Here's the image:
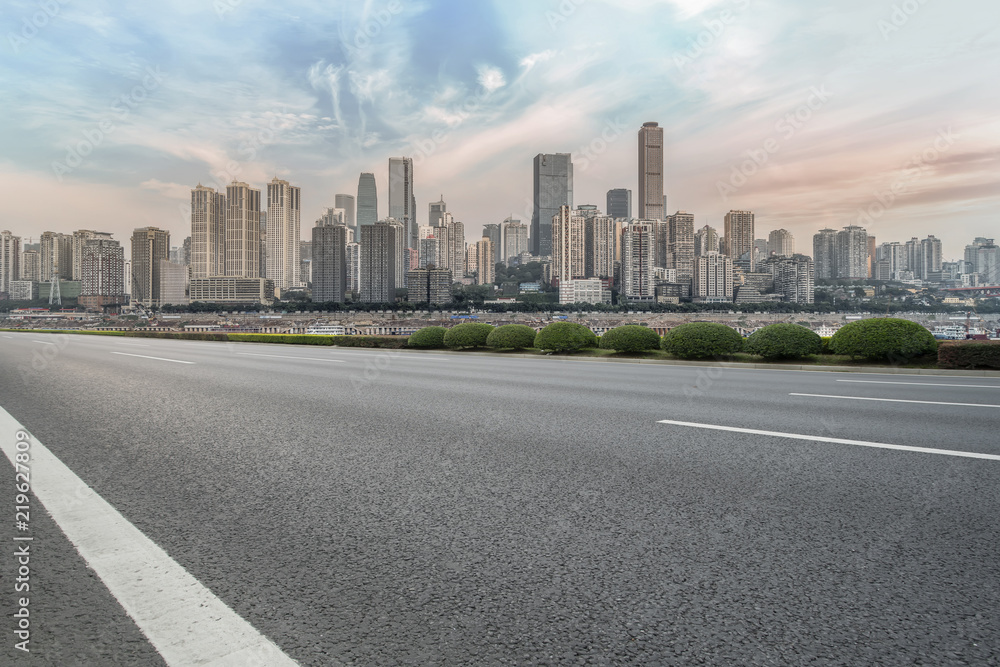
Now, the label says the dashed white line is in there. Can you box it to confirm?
[110,352,195,365]
[836,379,1000,389]
[656,419,1000,461]
[0,407,300,666]
[237,353,346,363]
[789,393,1000,408]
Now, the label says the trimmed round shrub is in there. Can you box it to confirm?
[744,323,822,360]
[598,325,661,353]
[660,322,743,359]
[443,322,495,349]
[486,324,538,350]
[408,326,447,349]
[534,321,598,352]
[829,318,937,361]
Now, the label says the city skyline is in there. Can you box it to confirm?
[1,1,997,259]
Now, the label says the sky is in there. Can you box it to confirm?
[1,0,998,259]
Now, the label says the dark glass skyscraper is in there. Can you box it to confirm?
[531,153,573,257]
[357,172,378,228]
[606,188,632,219]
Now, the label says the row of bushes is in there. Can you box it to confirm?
[407,319,944,363]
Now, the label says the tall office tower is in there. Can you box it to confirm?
[20,250,40,282]
[79,239,125,309]
[71,230,114,280]
[585,215,615,279]
[476,238,495,285]
[429,195,447,227]
[226,181,261,279]
[724,210,755,270]
[920,235,942,280]
[835,225,869,279]
[502,217,528,264]
[767,229,795,257]
[130,227,170,306]
[383,218,406,288]
[606,188,632,220]
[388,157,415,249]
[693,252,734,300]
[770,254,814,303]
[334,194,356,235]
[552,205,586,283]
[531,153,573,256]
[359,221,396,303]
[191,184,226,279]
[668,211,695,282]
[40,231,70,281]
[813,228,837,279]
[638,122,665,220]
[312,221,347,303]
[621,221,656,300]
[483,223,502,267]
[406,268,452,304]
[0,231,20,296]
[346,242,360,293]
[265,177,302,294]
[447,218,465,278]
[357,172,378,227]
[694,225,719,256]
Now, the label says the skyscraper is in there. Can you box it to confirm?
[266,177,302,294]
[40,231,71,282]
[130,227,170,307]
[723,210,755,270]
[312,221,347,303]
[225,181,261,279]
[531,153,573,257]
[191,184,226,279]
[360,221,396,303]
[79,238,125,309]
[483,223,502,268]
[334,194,356,236]
[429,196,447,227]
[694,225,719,256]
[72,230,114,280]
[552,205,586,283]
[19,250,40,282]
[813,228,837,280]
[693,252,734,300]
[668,211,695,282]
[346,242,360,294]
[387,218,407,288]
[357,172,378,227]
[388,157,415,249]
[447,218,465,278]
[638,122,665,220]
[584,215,615,279]
[767,229,795,257]
[0,231,20,296]
[835,225,869,279]
[476,238,494,285]
[919,235,942,280]
[621,221,656,301]
[502,217,528,264]
[606,188,632,220]
[769,254,814,304]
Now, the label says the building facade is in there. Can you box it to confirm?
[226,181,261,278]
[621,222,656,301]
[359,221,396,303]
[531,153,573,257]
[312,222,347,303]
[724,210,755,271]
[693,252,734,300]
[606,188,632,220]
[191,184,226,279]
[130,227,170,307]
[79,238,125,308]
[638,122,665,220]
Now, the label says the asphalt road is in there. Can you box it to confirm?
[1,331,999,666]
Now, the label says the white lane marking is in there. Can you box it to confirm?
[236,353,345,363]
[789,393,1000,408]
[110,352,195,365]
[656,419,1000,461]
[116,342,151,347]
[1,335,13,339]
[836,379,1000,389]
[0,407,301,666]
[33,340,56,345]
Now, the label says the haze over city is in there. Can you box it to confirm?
[2,0,997,256]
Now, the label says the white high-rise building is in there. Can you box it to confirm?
[694,225,719,256]
[767,229,795,258]
[72,230,114,281]
[191,184,226,279]
[724,210,755,270]
[0,230,21,296]
[693,252,734,300]
[668,211,695,282]
[835,225,869,280]
[476,238,494,285]
[266,177,302,294]
[346,242,360,294]
[226,181,261,279]
[552,205,586,283]
[638,122,665,220]
[621,221,656,301]
[585,215,615,279]
[502,217,529,264]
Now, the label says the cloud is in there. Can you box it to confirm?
[476,64,506,93]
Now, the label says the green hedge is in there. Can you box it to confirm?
[443,322,495,349]
[937,342,1000,369]
[598,325,661,352]
[408,326,448,349]
[829,318,937,362]
[820,336,834,354]
[661,322,743,359]
[744,323,822,360]
[486,324,538,350]
[534,322,598,352]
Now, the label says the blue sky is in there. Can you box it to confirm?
[1,0,998,258]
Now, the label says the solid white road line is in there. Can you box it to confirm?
[656,419,1000,461]
[836,379,1000,389]
[0,407,300,666]
[789,393,1000,408]
[236,353,345,363]
[33,340,56,345]
[110,352,195,365]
